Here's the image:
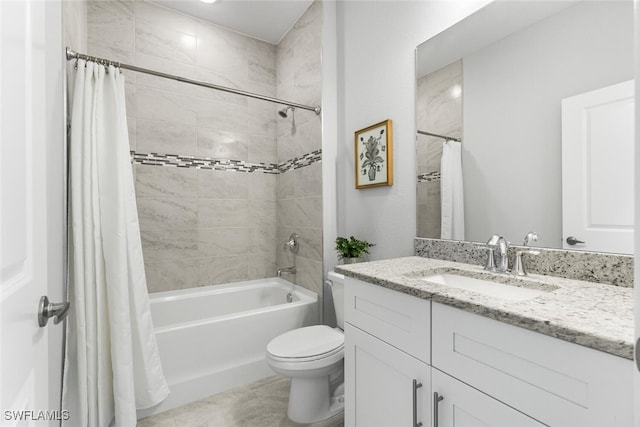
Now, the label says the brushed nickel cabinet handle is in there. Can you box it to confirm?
[433,392,444,427]
[413,379,423,427]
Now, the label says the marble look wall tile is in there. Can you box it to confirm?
[248,252,277,280]
[133,53,198,93]
[248,173,277,201]
[248,99,277,138]
[248,134,277,164]
[197,126,248,161]
[126,116,136,151]
[87,0,134,54]
[86,41,134,65]
[135,18,197,65]
[247,38,277,89]
[196,97,248,136]
[294,161,322,197]
[134,1,196,36]
[197,169,249,199]
[140,228,199,261]
[136,118,197,155]
[250,200,277,227]
[199,228,250,257]
[135,87,197,125]
[295,256,323,296]
[145,258,199,293]
[198,255,249,286]
[137,197,198,230]
[63,0,87,53]
[294,196,322,228]
[135,164,197,198]
[422,60,462,111]
[196,25,248,87]
[277,170,294,199]
[251,227,277,254]
[198,199,249,228]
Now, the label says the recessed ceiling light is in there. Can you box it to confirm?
[200,0,217,3]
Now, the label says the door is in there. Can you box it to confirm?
[1,0,54,424]
[432,369,545,427]
[561,80,634,253]
[344,323,430,427]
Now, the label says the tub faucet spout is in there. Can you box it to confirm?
[277,266,296,277]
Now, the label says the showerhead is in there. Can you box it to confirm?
[278,106,294,118]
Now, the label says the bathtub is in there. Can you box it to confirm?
[137,277,318,418]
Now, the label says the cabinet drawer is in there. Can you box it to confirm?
[432,303,632,427]
[344,277,431,364]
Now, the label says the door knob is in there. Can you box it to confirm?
[38,296,70,327]
[566,236,585,245]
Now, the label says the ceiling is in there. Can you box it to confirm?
[150,0,314,44]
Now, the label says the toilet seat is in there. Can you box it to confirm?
[267,325,344,365]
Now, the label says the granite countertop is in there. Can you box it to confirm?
[335,256,634,360]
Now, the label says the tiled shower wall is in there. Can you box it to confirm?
[86,0,322,293]
[276,2,323,296]
[416,60,462,238]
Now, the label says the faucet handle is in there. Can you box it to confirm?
[523,231,538,246]
[513,249,541,276]
[486,234,501,246]
[483,246,497,271]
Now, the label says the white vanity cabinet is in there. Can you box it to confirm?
[344,277,431,427]
[344,276,634,427]
[432,303,633,427]
[432,369,544,427]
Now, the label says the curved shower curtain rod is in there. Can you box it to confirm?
[65,47,322,115]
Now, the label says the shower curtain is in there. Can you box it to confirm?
[63,60,169,427]
[441,140,465,240]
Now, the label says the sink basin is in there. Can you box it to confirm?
[420,272,550,301]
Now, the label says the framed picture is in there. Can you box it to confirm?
[354,119,393,189]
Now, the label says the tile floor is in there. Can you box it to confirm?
[138,376,344,427]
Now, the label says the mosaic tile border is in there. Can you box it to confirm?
[278,149,322,173]
[417,171,441,182]
[131,149,322,174]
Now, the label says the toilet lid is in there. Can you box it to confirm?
[267,325,344,359]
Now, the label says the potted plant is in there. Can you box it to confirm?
[335,236,375,264]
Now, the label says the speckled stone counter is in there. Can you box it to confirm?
[335,256,633,360]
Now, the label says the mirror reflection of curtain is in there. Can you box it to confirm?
[441,140,465,240]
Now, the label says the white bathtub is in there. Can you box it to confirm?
[137,278,318,418]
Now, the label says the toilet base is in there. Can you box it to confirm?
[287,376,344,424]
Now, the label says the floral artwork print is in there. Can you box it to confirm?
[354,119,393,189]
[359,129,386,181]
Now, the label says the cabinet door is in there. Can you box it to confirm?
[432,369,544,427]
[345,323,430,427]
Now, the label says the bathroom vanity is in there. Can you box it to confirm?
[336,256,633,427]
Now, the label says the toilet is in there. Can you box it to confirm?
[266,271,345,424]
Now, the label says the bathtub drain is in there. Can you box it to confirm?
[286,292,293,303]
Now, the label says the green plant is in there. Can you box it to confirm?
[335,236,375,259]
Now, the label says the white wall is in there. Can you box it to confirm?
[335,0,489,260]
[463,1,633,247]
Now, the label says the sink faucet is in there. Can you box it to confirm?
[277,266,296,277]
[485,234,509,273]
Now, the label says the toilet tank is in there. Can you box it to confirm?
[327,271,345,329]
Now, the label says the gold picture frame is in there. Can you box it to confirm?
[354,119,393,189]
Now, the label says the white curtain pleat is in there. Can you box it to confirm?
[63,60,169,427]
[441,140,465,240]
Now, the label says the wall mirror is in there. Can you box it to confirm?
[415,0,634,254]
